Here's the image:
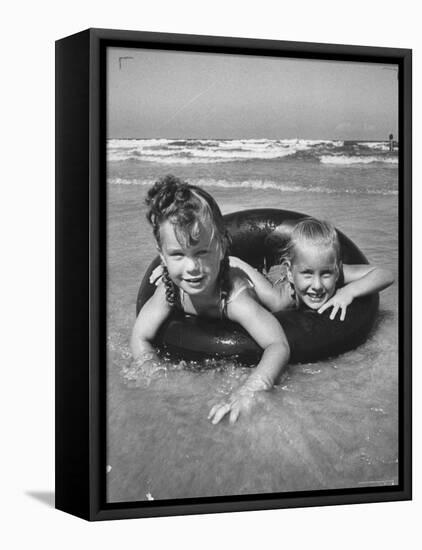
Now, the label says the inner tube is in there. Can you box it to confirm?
[136,209,379,364]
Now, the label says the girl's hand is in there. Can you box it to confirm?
[208,387,257,424]
[207,375,269,424]
[123,352,165,386]
[318,287,355,321]
[149,264,164,285]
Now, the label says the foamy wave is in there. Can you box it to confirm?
[320,155,398,165]
[107,138,348,164]
[358,141,397,152]
[108,138,170,148]
[136,155,238,164]
[107,138,398,165]
[108,177,397,196]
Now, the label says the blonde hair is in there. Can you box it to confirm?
[281,217,342,266]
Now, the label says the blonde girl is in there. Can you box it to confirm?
[229,218,394,320]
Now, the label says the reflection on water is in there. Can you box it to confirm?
[107,314,398,502]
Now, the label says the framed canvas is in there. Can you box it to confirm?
[55,28,412,521]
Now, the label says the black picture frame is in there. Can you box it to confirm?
[55,28,412,521]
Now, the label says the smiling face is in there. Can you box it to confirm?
[288,243,340,310]
[159,220,223,297]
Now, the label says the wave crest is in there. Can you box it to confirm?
[109,177,397,196]
[107,138,398,165]
[320,155,398,165]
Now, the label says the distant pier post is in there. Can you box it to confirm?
[389,133,394,152]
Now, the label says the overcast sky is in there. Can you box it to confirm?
[107,47,398,140]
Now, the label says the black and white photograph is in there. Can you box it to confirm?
[4,0,421,544]
[106,44,401,503]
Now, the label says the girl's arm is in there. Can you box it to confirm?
[342,264,395,291]
[130,283,172,360]
[208,290,290,424]
[229,256,285,312]
[318,264,395,320]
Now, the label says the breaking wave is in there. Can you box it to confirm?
[108,176,398,196]
[107,138,398,166]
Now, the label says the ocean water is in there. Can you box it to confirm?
[106,139,399,503]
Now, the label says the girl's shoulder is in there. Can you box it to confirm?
[226,267,255,305]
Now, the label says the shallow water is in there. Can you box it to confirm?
[106,153,398,503]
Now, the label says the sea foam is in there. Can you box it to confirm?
[320,155,398,165]
[108,177,397,196]
[107,138,397,165]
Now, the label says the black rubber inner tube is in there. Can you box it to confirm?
[136,208,379,364]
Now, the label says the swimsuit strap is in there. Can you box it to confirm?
[221,279,254,318]
[179,287,227,319]
[225,281,254,305]
[179,279,254,319]
[179,288,188,312]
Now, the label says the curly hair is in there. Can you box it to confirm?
[145,175,232,308]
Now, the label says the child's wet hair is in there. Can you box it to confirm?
[146,175,230,250]
[145,175,231,306]
[281,217,342,265]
